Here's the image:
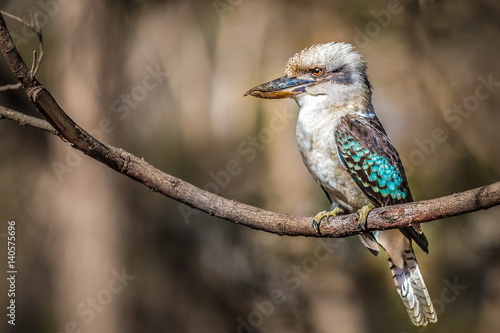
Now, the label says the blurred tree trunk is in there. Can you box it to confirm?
[37,2,126,332]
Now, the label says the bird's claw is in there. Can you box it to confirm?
[312,208,342,233]
[356,204,375,230]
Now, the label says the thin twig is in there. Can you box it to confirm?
[0,82,22,91]
[0,11,27,25]
[29,10,43,76]
[0,105,60,136]
[0,10,43,90]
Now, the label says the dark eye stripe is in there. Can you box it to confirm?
[331,64,346,73]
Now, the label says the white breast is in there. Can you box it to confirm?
[295,95,371,212]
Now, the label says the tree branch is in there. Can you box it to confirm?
[1,12,499,238]
[0,10,44,91]
[0,105,60,136]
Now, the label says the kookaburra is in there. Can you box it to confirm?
[245,42,437,326]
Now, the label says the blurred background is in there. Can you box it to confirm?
[1,0,500,332]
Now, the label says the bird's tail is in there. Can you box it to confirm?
[388,249,438,326]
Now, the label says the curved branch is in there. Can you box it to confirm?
[1,12,499,239]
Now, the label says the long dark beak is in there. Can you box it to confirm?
[244,75,313,99]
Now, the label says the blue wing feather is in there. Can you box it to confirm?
[335,113,429,252]
[335,114,412,206]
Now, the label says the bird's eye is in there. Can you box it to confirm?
[312,67,324,77]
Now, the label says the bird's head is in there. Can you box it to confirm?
[245,42,372,110]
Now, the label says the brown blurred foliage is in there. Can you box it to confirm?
[1,0,500,332]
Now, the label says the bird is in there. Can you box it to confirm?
[244,42,437,326]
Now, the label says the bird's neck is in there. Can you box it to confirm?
[295,84,374,119]
[295,85,375,149]
[295,94,348,145]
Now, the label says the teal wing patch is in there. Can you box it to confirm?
[335,113,429,253]
[335,114,412,206]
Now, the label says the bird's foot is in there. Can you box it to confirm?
[312,207,342,233]
[356,204,375,230]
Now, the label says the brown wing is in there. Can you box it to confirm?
[335,113,429,253]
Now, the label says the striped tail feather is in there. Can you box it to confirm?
[389,251,438,326]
